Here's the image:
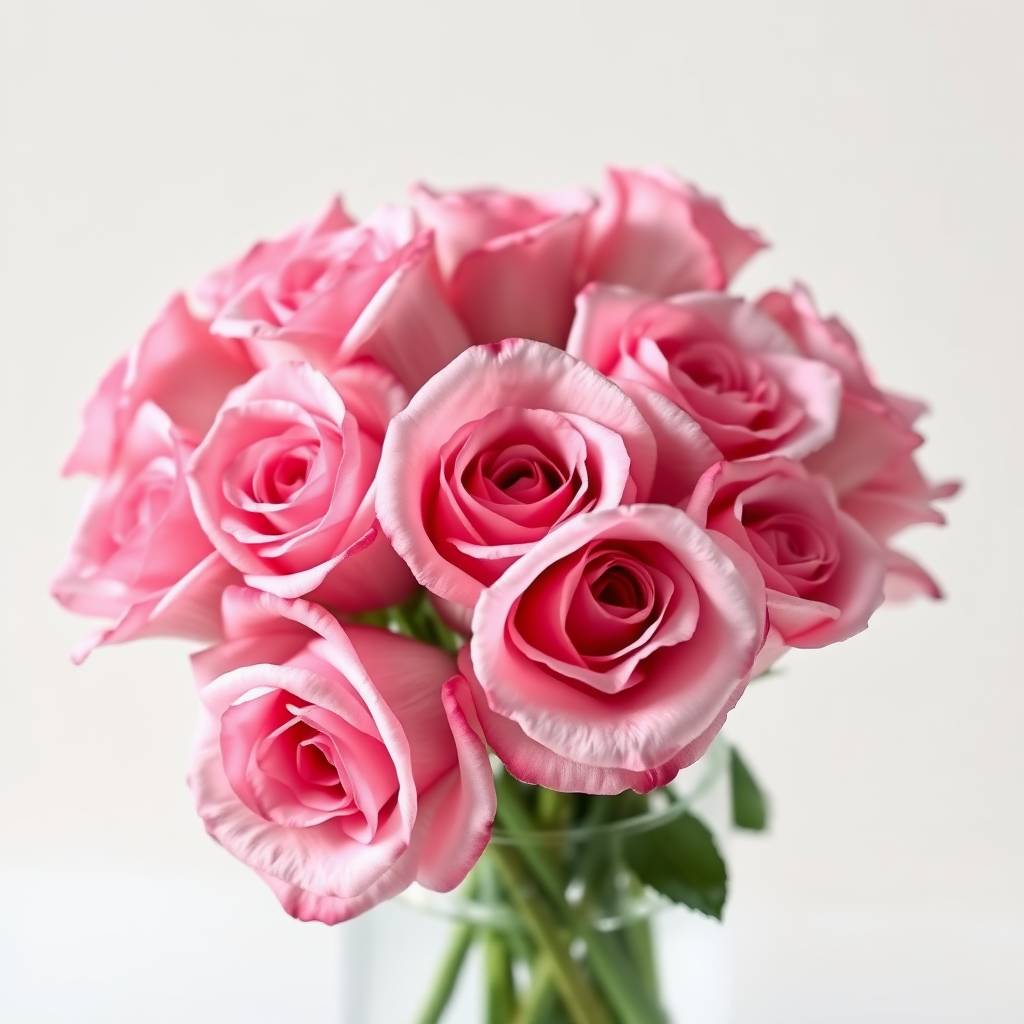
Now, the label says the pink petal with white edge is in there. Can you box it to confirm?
[415,676,497,892]
[460,650,740,796]
[340,626,460,795]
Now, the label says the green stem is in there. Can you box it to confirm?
[484,927,517,1024]
[488,845,613,1024]
[622,875,659,1001]
[512,954,558,1024]
[494,774,667,1024]
[414,920,476,1024]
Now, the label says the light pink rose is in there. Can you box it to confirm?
[189,587,495,924]
[63,294,255,477]
[687,458,886,665]
[375,339,720,621]
[410,182,594,347]
[463,504,766,794]
[567,285,842,461]
[201,199,471,393]
[583,166,766,296]
[52,402,239,662]
[758,285,958,598]
[187,360,415,612]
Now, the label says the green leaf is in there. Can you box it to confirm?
[622,811,727,919]
[730,747,769,831]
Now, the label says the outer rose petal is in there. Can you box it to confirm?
[63,294,255,476]
[448,212,588,346]
[70,552,240,664]
[336,236,471,393]
[584,166,766,295]
[376,339,658,609]
[882,547,944,601]
[414,676,497,892]
[566,282,647,374]
[411,183,594,347]
[458,650,737,796]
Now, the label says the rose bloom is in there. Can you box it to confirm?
[63,294,254,477]
[376,339,719,627]
[567,285,842,461]
[189,587,495,923]
[52,402,238,662]
[758,285,959,597]
[199,199,470,393]
[687,457,886,668]
[188,360,414,611]
[412,166,763,349]
[463,504,766,794]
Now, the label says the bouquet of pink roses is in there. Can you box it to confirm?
[54,167,955,1023]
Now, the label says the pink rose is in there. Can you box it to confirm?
[758,285,959,598]
[187,360,415,612]
[189,587,495,923]
[463,504,766,794]
[567,285,842,461]
[410,182,594,347]
[51,402,239,662]
[687,458,886,664]
[201,199,470,393]
[583,166,766,296]
[63,294,255,477]
[376,339,720,622]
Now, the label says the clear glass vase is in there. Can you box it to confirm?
[339,739,734,1024]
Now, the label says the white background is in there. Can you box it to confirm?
[1,2,1022,1021]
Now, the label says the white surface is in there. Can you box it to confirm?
[1,1,1022,1021]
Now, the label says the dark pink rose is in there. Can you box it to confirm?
[758,285,959,598]
[687,458,886,665]
[410,182,594,347]
[201,199,471,393]
[63,294,255,477]
[52,402,239,662]
[583,166,766,295]
[376,339,719,619]
[463,504,766,794]
[567,285,842,461]
[189,588,495,924]
[187,360,414,612]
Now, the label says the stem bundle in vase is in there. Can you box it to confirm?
[53,166,956,1021]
